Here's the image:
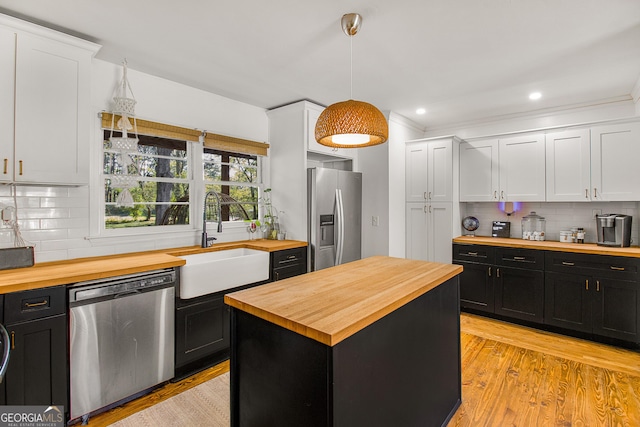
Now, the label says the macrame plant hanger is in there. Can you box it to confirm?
[109,59,139,207]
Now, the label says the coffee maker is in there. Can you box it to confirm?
[596,214,632,247]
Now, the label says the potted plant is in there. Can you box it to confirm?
[261,188,279,240]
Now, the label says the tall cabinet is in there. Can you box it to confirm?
[0,15,100,185]
[405,137,457,264]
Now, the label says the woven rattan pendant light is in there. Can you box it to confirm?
[315,13,388,148]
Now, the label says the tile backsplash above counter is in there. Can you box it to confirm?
[461,201,640,245]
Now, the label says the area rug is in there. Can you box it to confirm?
[109,373,230,427]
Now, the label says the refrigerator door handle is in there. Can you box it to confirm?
[335,189,345,266]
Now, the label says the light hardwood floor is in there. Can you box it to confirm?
[86,313,640,426]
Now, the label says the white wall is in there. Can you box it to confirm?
[0,59,268,263]
[358,112,423,258]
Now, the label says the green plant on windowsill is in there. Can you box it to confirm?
[260,188,280,240]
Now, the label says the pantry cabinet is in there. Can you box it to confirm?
[406,202,452,264]
[0,15,99,185]
[460,134,545,202]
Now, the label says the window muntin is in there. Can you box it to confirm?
[103,131,190,229]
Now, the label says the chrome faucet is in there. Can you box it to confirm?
[202,191,222,248]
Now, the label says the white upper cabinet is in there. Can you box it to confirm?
[498,134,546,201]
[459,139,499,201]
[0,16,99,185]
[306,105,355,159]
[405,138,453,203]
[460,134,545,202]
[545,129,591,201]
[591,122,640,201]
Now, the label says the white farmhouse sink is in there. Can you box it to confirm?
[178,248,270,299]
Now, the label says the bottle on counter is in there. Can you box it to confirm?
[576,227,585,244]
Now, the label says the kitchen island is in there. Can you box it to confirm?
[224,256,463,427]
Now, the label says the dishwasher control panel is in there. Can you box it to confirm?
[68,269,176,303]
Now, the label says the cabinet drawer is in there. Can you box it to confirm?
[495,247,544,270]
[545,252,639,280]
[452,244,495,264]
[4,286,66,324]
[272,247,307,267]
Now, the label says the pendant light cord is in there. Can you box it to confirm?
[349,35,353,99]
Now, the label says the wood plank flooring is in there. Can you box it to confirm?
[85,313,640,426]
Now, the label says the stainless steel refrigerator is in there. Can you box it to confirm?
[308,168,362,271]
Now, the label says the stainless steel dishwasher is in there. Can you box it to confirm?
[68,268,176,422]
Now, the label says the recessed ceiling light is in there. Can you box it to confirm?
[416,108,426,115]
[529,92,542,100]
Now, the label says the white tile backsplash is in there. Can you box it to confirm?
[460,201,640,244]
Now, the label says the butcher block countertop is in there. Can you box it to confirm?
[454,236,640,258]
[224,256,463,347]
[0,239,307,294]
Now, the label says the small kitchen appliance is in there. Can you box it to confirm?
[596,214,632,247]
[492,221,510,238]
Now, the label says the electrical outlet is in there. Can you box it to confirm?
[372,215,379,227]
[592,209,602,218]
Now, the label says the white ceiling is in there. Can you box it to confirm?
[1,0,639,130]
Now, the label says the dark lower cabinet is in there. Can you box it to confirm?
[2,286,68,420]
[545,251,640,343]
[270,247,307,281]
[453,244,494,313]
[494,266,544,322]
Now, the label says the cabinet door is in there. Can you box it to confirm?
[427,140,452,202]
[592,277,640,342]
[428,202,452,264]
[494,266,544,323]
[14,33,91,184]
[456,261,494,313]
[499,134,546,201]
[5,315,68,409]
[544,272,591,333]
[405,142,427,202]
[545,129,591,201]
[306,106,353,159]
[590,122,640,201]
[459,139,499,201]
[175,295,229,368]
[405,202,427,261]
[0,28,15,183]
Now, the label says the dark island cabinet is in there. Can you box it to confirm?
[545,252,640,342]
[1,286,68,418]
[270,247,307,281]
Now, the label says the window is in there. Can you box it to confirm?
[203,148,260,223]
[103,131,191,229]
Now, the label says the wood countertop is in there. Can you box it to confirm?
[224,256,463,347]
[453,236,640,258]
[0,239,307,294]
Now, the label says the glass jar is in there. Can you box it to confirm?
[559,230,573,243]
[522,211,546,241]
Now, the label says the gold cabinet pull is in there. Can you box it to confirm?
[488,266,492,277]
[19,160,23,175]
[25,300,48,308]
[496,268,500,278]
[562,261,575,266]
[596,280,600,292]
[610,266,625,271]
[2,158,7,174]
[10,331,14,350]
[513,256,525,260]
[467,252,478,256]
[586,279,589,290]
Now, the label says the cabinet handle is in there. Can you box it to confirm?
[586,279,589,290]
[423,192,427,200]
[467,252,478,256]
[513,256,525,260]
[493,191,498,200]
[585,189,589,199]
[275,271,280,281]
[423,205,427,213]
[428,191,432,200]
[10,331,14,350]
[496,268,500,278]
[610,266,625,271]
[488,266,492,277]
[596,280,600,292]
[25,300,48,308]
[19,160,23,175]
[2,158,6,174]
[428,205,432,213]
[500,191,505,200]
[593,188,598,199]
[561,261,575,266]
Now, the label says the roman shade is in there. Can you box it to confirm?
[101,113,269,156]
